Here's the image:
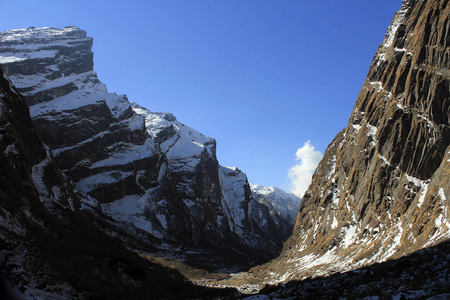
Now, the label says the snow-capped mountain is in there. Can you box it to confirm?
[0,26,295,268]
[249,183,300,245]
[132,102,296,251]
[250,183,300,224]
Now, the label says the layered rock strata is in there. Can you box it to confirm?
[0,65,233,299]
[0,26,296,267]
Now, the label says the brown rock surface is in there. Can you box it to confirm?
[251,0,449,284]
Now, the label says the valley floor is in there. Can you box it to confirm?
[171,239,450,298]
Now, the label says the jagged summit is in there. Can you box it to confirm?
[132,102,216,159]
[250,183,300,206]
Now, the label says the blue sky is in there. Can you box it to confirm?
[1,1,401,194]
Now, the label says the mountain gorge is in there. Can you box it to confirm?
[229,0,449,293]
[0,0,449,298]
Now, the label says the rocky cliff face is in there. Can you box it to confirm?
[250,0,449,285]
[0,65,234,299]
[0,26,295,268]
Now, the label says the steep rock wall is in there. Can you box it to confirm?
[0,65,233,300]
[255,0,449,284]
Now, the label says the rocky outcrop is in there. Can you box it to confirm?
[131,103,288,259]
[249,0,449,285]
[0,26,295,268]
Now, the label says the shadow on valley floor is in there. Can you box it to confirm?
[253,239,450,299]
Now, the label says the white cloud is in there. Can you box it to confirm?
[288,140,323,198]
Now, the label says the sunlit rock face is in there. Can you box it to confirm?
[0,26,296,267]
[254,0,450,284]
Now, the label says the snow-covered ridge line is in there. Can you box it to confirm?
[90,138,156,169]
[373,3,409,66]
[10,71,101,94]
[0,26,88,44]
[250,183,301,207]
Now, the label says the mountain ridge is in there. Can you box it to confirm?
[0,25,298,270]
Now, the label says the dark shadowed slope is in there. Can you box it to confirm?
[0,65,236,299]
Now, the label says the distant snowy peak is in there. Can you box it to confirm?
[250,183,300,225]
[250,183,301,206]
